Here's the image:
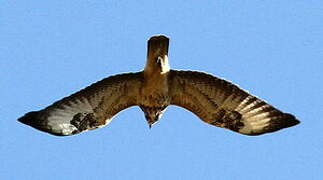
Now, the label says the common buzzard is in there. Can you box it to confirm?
[18,35,300,136]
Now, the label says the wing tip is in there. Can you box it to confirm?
[238,113,300,136]
[263,113,300,135]
[18,111,74,137]
[279,113,300,128]
[270,113,300,129]
[255,113,300,136]
[18,111,40,127]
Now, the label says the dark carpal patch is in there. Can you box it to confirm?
[70,112,98,131]
[212,109,244,131]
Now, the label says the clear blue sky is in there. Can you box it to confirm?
[1,1,322,179]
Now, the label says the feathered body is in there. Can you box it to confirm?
[18,35,299,136]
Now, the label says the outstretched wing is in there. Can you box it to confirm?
[18,72,143,136]
[169,70,299,135]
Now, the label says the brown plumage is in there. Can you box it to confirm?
[18,35,300,136]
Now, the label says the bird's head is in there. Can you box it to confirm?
[140,105,166,128]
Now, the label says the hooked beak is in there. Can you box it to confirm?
[146,116,158,129]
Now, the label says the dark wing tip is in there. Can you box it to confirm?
[264,113,300,134]
[18,111,40,126]
[18,111,71,136]
[19,111,52,134]
[18,111,47,131]
[282,113,300,127]
[240,113,300,136]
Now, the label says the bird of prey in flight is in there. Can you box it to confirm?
[18,35,299,136]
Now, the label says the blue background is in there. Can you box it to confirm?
[1,1,322,179]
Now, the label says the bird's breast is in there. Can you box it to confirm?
[139,71,170,107]
[139,91,170,107]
